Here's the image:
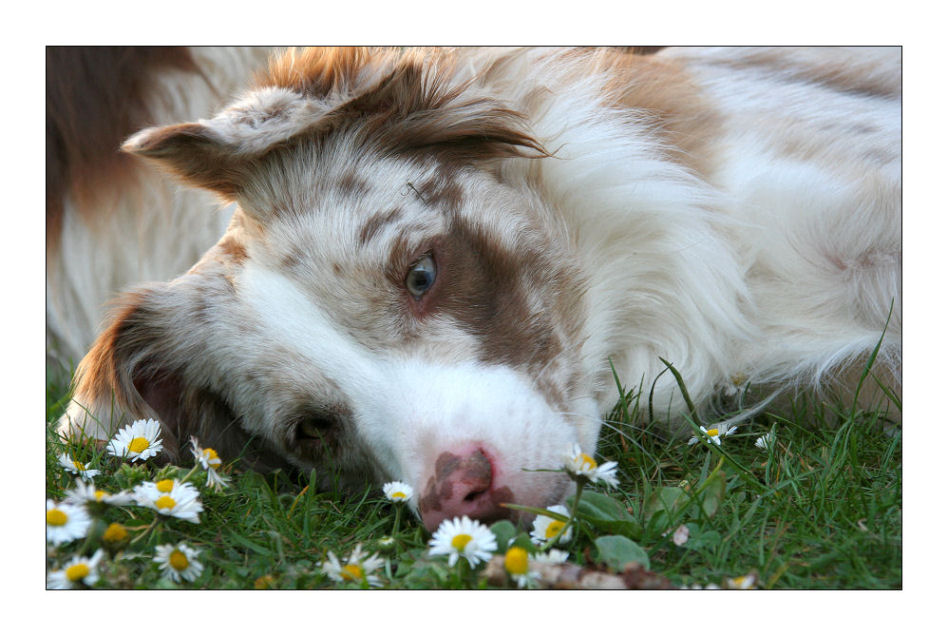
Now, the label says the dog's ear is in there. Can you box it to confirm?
[122,122,245,198]
[68,284,277,469]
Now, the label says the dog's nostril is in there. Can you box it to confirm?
[463,487,486,503]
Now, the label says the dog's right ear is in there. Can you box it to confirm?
[63,284,258,466]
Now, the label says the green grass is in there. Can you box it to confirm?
[45,364,901,590]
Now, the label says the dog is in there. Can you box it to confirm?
[52,47,901,531]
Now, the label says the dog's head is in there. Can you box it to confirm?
[65,48,602,530]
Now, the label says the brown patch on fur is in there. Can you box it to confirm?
[593,50,722,178]
[701,48,901,99]
[432,213,568,375]
[216,234,248,264]
[416,169,464,215]
[46,47,199,250]
[337,170,370,199]
[358,207,404,246]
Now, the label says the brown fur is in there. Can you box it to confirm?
[598,50,722,179]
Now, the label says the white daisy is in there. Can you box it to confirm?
[47,549,105,589]
[321,544,385,587]
[428,515,498,567]
[563,444,620,487]
[46,499,92,545]
[727,573,757,589]
[189,436,223,470]
[154,543,204,583]
[64,479,134,507]
[133,479,203,523]
[382,480,414,503]
[504,546,540,589]
[531,548,571,564]
[755,430,776,451]
[57,453,100,479]
[530,504,573,545]
[107,418,164,462]
[191,435,230,490]
[190,437,230,491]
[688,423,736,447]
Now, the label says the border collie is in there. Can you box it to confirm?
[51,47,901,530]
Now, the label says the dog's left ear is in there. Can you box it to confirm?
[122,122,246,198]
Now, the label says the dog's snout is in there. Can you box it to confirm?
[418,446,513,532]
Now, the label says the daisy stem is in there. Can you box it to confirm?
[180,463,202,485]
[129,517,159,545]
[695,456,726,496]
[392,505,402,538]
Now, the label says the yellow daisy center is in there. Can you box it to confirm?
[94,490,107,501]
[341,564,364,581]
[128,437,150,454]
[504,547,529,575]
[169,549,190,571]
[46,509,68,526]
[156,479,174,493]
[706,428,719,437]
[155,495,177,510]
[391,491,407,500]
[545,520,565,539]
[204,448,220,465]
[579,453,597,470]
[72,460,86,470]
[451,534,473,551]
[103,523,128,543]
[65,563,90,582]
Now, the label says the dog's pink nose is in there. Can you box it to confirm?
[418,446,514,532]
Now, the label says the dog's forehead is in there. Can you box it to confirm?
[257,157,452,269]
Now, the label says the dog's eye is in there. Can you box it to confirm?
[405,254,437,298]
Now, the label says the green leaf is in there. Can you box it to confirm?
[699,470,727,518]
[571,491,644,540]
[594,535,650,571]
[489,520,517,551]
[572,491,631,521]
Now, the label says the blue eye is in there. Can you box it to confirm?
[406,254,437,298]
